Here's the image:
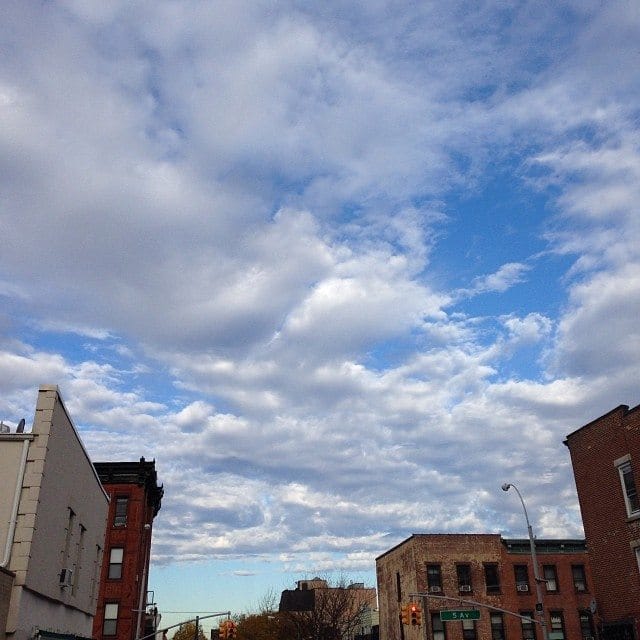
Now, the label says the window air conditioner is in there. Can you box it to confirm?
[60,568,73,587]
[429,585,442,593]
[459,585,472,592]
[516,584,529,592]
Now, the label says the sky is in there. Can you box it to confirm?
[2,0,640,632]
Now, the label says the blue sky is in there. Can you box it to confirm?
[2,0,640,632]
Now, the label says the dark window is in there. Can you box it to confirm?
[579,611,594,640]
[550,612,565,640]
[543,565,558,592]
[491,614,505,640]
[432,613,446,640]
[515,564,530,592]
[520,612,536,640]
[427,564,442,592]
[114,497,128,527]
[396,572,402,602]
[462,619,477,640]
[484,563,500,594]
[108,547,123,579]
[457,564,472,591]
[103,603,119,636]
[572,565,587,592]
[618,461,640,515]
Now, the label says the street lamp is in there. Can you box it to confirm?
[501,483,549,640]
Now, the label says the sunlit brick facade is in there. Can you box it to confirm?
[376,534,595,640]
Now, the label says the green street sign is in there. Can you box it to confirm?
[440,610,480,621]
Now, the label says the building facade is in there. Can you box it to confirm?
[0,385,109,640]
[565,404,640,640]
[376,534,595,640]
[92,459,163,640]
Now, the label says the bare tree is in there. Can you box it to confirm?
[278,579,375,640]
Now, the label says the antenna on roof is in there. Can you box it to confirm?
[16,419,25,433]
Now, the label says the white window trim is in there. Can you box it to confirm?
[617,460,640,516]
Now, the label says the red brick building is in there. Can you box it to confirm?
[376,534,595,640]
[565,404,640,640]
[92,459,163,640]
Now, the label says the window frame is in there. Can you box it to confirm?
[108,547,124,580]
[617,459,640,516]
[113,496,129,527]
[431,613,446,640]
[490,613,506,640]
[514,564,530,592]
[456,563,472,592]
[103,602,119,636]
[572,564,587,592]
[461,618,477,640]
[520,611,536,640]
[579,610,594,640]
[550,611,565,640]
[484,563,501,594]
[427,564,443,592]
[543,564,558,593]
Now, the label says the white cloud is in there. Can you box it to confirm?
[1,0,640,609]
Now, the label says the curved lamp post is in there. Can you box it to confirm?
[502,483,549,640]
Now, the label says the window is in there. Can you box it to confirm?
[490,614,505,640]
[462,619,477,640]
[572,565,587,592]
[515,564,530,592]
[636,548,640,574]
[520,612,536,640]
[427,564,442,592]
[114,497,128,527]
[543,565,558,592]
[432,613,446,640]
[108,547,124,579]
[457,564,472,591]
[550,612,565,640]
[72,524,86,594]
[103,603,119,636]
[484,563,501,594]
[618,461,640,515]
[579,611,594,640]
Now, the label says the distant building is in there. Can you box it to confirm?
[279,578,377,640]
[92,459,163,640]
[376,533,595,640]
[0,385,109,640]
[565,404,640,640]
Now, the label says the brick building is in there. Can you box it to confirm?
[376,534,595,640]
[565,404,640,640]
[92,459,163,640]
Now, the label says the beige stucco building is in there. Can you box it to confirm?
[0,386,109,640]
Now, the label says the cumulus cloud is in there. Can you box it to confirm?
[1,1,639,605]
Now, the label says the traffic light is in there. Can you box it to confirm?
[219,621,228,639]
[409,603,422,626]
[401,604,411,625]
[227,622,237,639]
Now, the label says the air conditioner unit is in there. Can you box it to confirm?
[516,584,529,592]
[429,585,442,593]
[459,585,472,592]
[59,568,73,587]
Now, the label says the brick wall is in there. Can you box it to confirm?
[565,404,640,631]
[377,534,595,640]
